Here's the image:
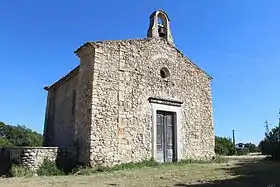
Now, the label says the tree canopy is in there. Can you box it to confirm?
[215,136,258,156]
[0,121,43,147]
[215,136,235,155]
[259,125,280,159]
[243,143,259,153]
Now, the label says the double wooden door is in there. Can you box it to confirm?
[156,111,176,163]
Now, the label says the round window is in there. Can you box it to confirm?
[160,67,170,78]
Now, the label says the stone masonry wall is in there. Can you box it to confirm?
[0,147,77,172]
[43,88,56,146]
[52,74,79,147]
[78,38,215,167]
[44,71,79,147]
[74,46,95,165]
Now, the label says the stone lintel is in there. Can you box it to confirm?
[148,97,183,107]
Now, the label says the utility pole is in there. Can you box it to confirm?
[232,129,236,145]
[232,129,236,153]
[265,120,270,136]
[278,109,280,128]
[278,109,280,141]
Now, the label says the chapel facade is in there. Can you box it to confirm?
[43,10,215,166]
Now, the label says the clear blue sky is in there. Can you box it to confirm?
[0,1,279,145]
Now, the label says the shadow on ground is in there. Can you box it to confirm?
[175,158,280,187]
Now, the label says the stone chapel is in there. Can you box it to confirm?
[43,10,215,167]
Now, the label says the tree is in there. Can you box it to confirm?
[0,138,13,147]
[244,143,259,153]
[259,126,280,160]
[215,136,236,155]
[0,121,43,147]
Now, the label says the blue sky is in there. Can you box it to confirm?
[0,1,279,145]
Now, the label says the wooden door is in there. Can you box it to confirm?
[156,111,175,163]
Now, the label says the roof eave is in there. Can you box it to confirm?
[43,66,80,91]
[168,42,213,80]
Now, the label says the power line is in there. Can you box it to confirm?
[265,120,270,136]
[278,109,280,128]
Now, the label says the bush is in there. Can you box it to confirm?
[93,158,159,173]
[236,148,249,155]
[37,159,64,176]
[109,158,158,171]
[244,143,259,153]
[10,165,33,177]
[259,126,280,160]
[215,136,235,155]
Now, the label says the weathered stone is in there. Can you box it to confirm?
[42,10,215,167]
[0,147,77,172]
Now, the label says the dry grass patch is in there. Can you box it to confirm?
[0,162,232,187]
[1,157,279,187]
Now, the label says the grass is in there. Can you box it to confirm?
[0,156,279,187]
[73,157,227,175]
[9,165,34,178]
[0,162,229,187]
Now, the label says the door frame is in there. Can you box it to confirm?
[156,110,176,162]
[149,98,183,163]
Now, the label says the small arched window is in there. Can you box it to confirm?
[160,67,170,78]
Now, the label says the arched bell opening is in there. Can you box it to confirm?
[157,13,168,39]
[147,9,174,46]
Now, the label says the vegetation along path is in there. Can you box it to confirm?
[1,156,279,187]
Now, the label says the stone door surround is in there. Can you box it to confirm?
[148,97,183,162]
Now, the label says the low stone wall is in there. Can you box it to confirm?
[0,147,77,175]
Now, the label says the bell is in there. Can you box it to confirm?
[158,25,166,38]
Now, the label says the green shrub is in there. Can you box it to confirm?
[109,158,158,171]
[244,143,259,153]
[88,158,159,173]
[10,165,33,177]
[215,136,235,156]
[236,148,249,155]
[259,126,280,160]
[36,159,64,176]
